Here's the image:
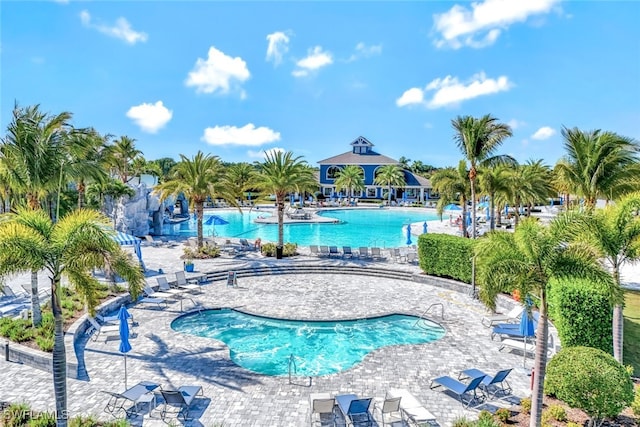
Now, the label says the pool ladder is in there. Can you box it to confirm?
[413,303,444,328]
[287,353,312,387]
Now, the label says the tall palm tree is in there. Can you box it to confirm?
[105,136,143,184]
[0,208,144,427]
[221,162,259,204]
[478,165,511,230]
[333,165,365,200]
[507,160,554,226]
[561,193,640,363]
[153,152,222,250]
[1,104,72,326]
[452,115,513,238]
[555,127,640,208]
[431,161,471,232]
[475,217,613,427]
[255,151,316,257]
[374,164,406,206]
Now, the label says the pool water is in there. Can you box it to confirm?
[171,309,445,376]
[163,208,438,247]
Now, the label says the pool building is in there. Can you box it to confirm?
[317,136,436,203]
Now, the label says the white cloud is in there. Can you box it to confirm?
[202,124,281,147]
[531,126,556,140]
[507,119,526,130]
[348,42,382,61]
[185,46,250,95]
[266,31,290,66]
[247,147,285,159]
[432,0,560,49]
[126,101,172,133]
[79,10,148,45]
[396,88,425,107]
[292,46,333,77]
[396,72,512,109]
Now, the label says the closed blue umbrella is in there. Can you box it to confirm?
[504,203,509,216]
[118,306,132,389]
[406,224,412,245]
[519,306,536,368]
[423,221,428,234]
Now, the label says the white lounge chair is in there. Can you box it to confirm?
[499,338,536,354]
[373,395,403,426]
[309,393,336,426]
[386,388,436,424]
[481,305,523,327]
[160,385,203,421]
[157,277,197,311]
[87,317,120,342]
[175,271,202,292]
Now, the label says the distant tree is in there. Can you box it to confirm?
[452,114,513,238]
[398,156,411,169]
[221,162,259,204]
[431,161,470,233]
[374,164,406,205]
[150,157,178,182]
[105,136,143,183]
[478,164,511,230]
[334,165,365,200]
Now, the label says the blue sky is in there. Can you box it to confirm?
[2,0,639,168]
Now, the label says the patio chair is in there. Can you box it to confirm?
[430,374,486,408]
[309,245,320,256]
[406,252,418,264]
[458,368,513,398]
[102,381,160,418]
[481,305,523,327]
[143,235,162,247]
[391,248,406,263]
[157,277,197,311]
[138,296,168,309]
[371,247,385,261]
[160,385,203,421]
[1,286,28,299]
[499,338,536,355]
[319,246,330,257]
[175,271,202,292]
[386,388,436,425]
[335,394,373,427]
[143,284,174,299]
[309,393,336,426]
[328,246,340,258]
[342,246,354,259]
[20,283,50,300]
[239,238,253,251]
[373,395,403,426]
[86,316,120,342]
[358,247,371,260]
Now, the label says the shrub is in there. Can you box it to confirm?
[632,385,640,417]
[494,408,511,423]
[2,402,31,427]
[260,242,297,257]
[545,346,634,424]
[27,412,56,427]
[68,415,98,427]
[520,397,532,414]
[417,233,475,283]
[566,423,582,427]
[102,420,130,427]
[35,336,54,352]
[545,404,567,422]
[548,278,613,353]
[451,416,474,427]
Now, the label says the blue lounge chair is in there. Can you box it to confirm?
[342,246,354,259]
[492,312,539,339]
[328,246,341,258]
[459,368,513,398]
[430,374,486,407]
[335,394,373,426]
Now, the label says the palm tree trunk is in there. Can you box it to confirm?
[470,177,477,238]
[612,266,624,363]
[530,290,550,427]
[195,201,204,249]
[30,271,42,327]
[51,278,68,427]
[277,195,284,248]
[387,185,392,206]
[489,193,496,230]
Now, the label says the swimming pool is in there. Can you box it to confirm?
[171,309,445,376]
[163,208,438,247]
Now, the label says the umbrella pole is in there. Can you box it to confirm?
[124,354,128,390]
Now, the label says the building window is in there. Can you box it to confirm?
[366,187,377,198]
[326,166,342,180]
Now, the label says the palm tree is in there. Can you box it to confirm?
[221,162,259,204]
[255,151,316,257]
[555,127,640,208]
[0,208,144,427]
[153,151,222,250]
[431,161,470,231]
[452,115,513,238]
[374,164,406,206]
[475,217,613,427]
[561,193,640,363]
[478,165,511,230]
[105,136,143,184]
[333,165,365,200]
[507,160,554,226]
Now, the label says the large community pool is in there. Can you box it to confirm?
[171,309,445,376]
[163,208,438,247]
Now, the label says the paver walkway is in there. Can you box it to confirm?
[2,246,542,427]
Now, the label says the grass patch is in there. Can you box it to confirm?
[623,290,640,374]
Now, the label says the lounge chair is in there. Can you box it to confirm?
[157,277,197,311]
[1,286,28,299]
[239,238,253,251]
[319,246,330,257]
[175,271,202,292]
[386,388,436,425]
[138,296,168,309]
[481,305,523,327]
[391,248,406,263]
[160,385,203,421]
[406,252,418,264]
[459,368,513,398]
[499,338,536,355]
[335,394,373,427]
[371,247,385,261]
[143,284,174,299]
[87,316,120,342]
[328,246,340,258]
[342,246,354,259]
[143,235,163,247]
[430,374,486,408]
[102,381,160,417]
[309,393,336,426]
[373,395,403,426]
[309,245,320,257]
[358,247,371,260]
[20,283,50,300]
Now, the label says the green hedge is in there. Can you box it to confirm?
[548,278,613,354]
[417,233,475,283]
